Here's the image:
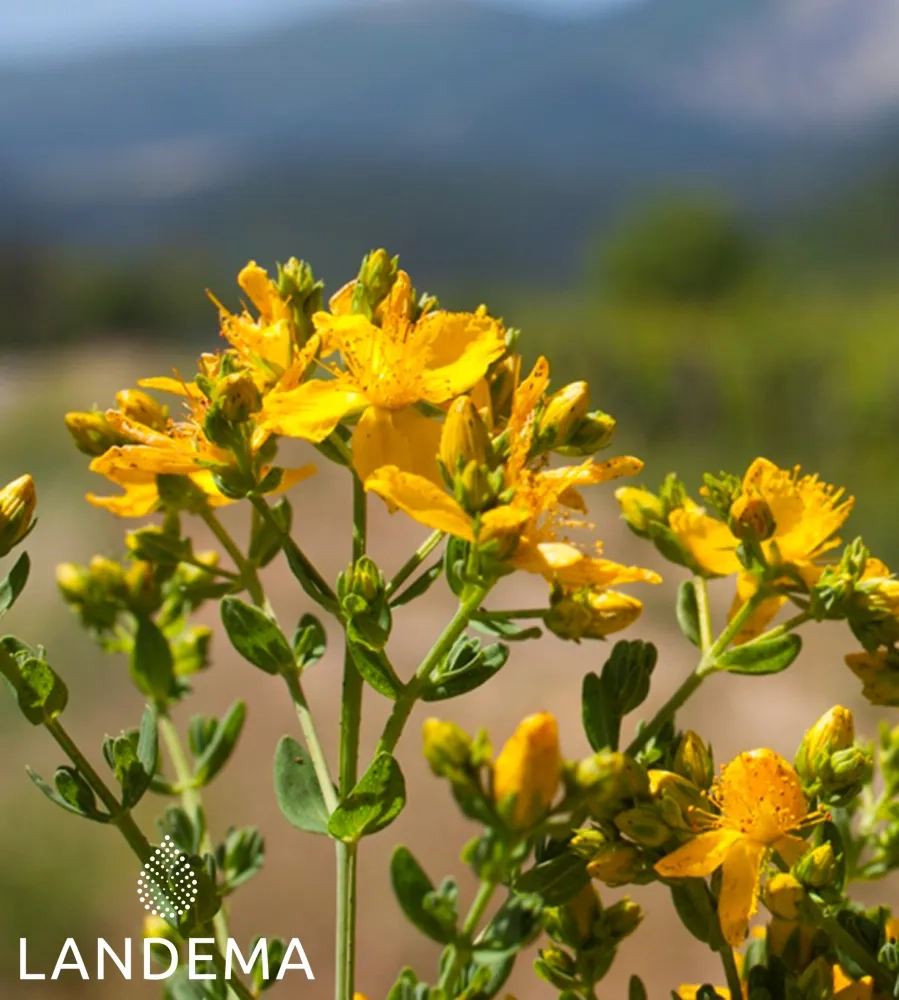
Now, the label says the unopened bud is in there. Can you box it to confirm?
[0,474,36,556]
[556,410,616,457]
[763,873,806,921]
[796,706,855,785]
[829,746,872,787]
[615,487,665,537]
[64,410,126,456]
[794,843,837,889]
[212,372,262,424]
[115,389,168,431]
[422,719,472,779]
[729,491,776,542]
[440,397,490,474]
[674,731,714,790]
[613,806,671,848]
[647,770,705,830]
[586,843,644,887]
[493,713,561,829]
[537,382,590,450]
[88,556,129,600]
[358,249,399,311]
[602,898,643,941]
[56,562,89,603]
[546,588,643,642]
[575,751,650,818]
[565,884,600,946]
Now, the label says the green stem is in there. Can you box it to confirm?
[158,711,231,954]
[248,494,337,610]
[752,610,812,644]
[386,530,445,597]
[45,719,255,1000]
[376,583,492,757]
[438,879,497,992]
[806,900,893,991]
[694,576,713,653]
[201,508,265,606]
[283,671,339,814]
[717,943,743,997]
[625,589,767,758]
[336,475,367,1000]
[473,608,548,622]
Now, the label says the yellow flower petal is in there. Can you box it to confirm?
[493,713,561,829]
[655,830,742,879]
[353,406,442,485]
[271,463,317,494]
[364,466,475,541]
[727,572,787,644]
[137,375,203,400]
[90,444,206,478]
[261,380,366,442]
[87,482,160,518]
[719,836,767,945]
[670,504,741,576]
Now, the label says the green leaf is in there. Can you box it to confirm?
[131,617,175,701]
[424,641,508,701]
[273,736,331,835]
[514,853,589,906]
[471,616,542,642]
[27,765,108,821]
[478,894,542,952]
[390,561,443,608]
[716,633,802,675]
[603,640,658,715]
[581,671,619,752]
[137,705,159,781]
[461,950,516,999]
[669,881,716,944]
[390,846,454,944]
[111,733,153,808]
[385,968,423,1000]
[283,536,336,610]
[328,752,406,842]
[217,826,265,891]
[193,700,246,787]
[249,496,292,568]
[0,642,68,724]
[629,976,648,1000]
[349,642,403,700]
[292,614,326,669]
[0,551,30,617]
[676,580,701,647]
[221,597,293,675]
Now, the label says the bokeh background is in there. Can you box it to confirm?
[3,0,899,995]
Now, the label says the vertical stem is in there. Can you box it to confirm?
[717,943,743,998]
[385,529,445,597]
[336,475,367,1000]
[438,879,497,992]
[694,576,713,654]
[157,711,230,954]
[201,508,265,607]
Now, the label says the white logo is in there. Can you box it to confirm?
[137,836,198,920]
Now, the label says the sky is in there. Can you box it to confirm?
[0,0,639,64]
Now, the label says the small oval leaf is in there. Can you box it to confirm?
[716,633,802,675]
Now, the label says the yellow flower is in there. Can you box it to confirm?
[844,648,899,706]
[655,749,821,946]
[670,458,853,641]
[492,712,561,829]
[0,474,37,556]
[366,357,660,593]
[833,965,874,1000]
[260,268,507,481]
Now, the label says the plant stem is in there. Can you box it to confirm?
[438,879,497,992]
[625,589,767,758]
[376,583,492,757]
[717,943,743,997]
[386,529,445,597]
[805,899,893,991]
[283,671,339,814]
[158,711,231,954]
[694,577,713,653]
[473,608,548,622]
[248,494,337,610]
[336,475,367,1000]
[45,718,256,1000]
[201,508,265,606]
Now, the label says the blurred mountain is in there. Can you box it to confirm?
[3,0,899,282]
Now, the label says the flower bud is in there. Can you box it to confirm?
[358,249,399,310]
[422,719,473,780]
[829,746,872,788]
[212,371,262,424]
[575,750,650,818]
[674,731,715,790]
[586,843,644,887]
[493,713,561,829]
[545,588,643,641]
[64,410,127,456]
[537,382,590,450]
[88,555,129,600]
[601,898,643,941]
[115,389,168,431]
[534,947,578,991]
[794,843,837,889]
[763,873,806,921]
[556,410,616,457]
[440,397,490,474]
[795,706,855,785]
[647,770,705,830]
[0,474,36,556]
[56,562,89,603]
[613,806,671,848]
[278,256,323,337]
[729,491,776,543]
[845,649,899,708]
[615,487,665,537]
[565,884,601,946]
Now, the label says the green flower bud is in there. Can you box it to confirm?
[795,706,855,785]
[88,556,129,601]
[763,873,806,921]
[615,486,666,537]
[537,381,590,450]
[422,719,473,780]
[601,898,643,942]
[534,948,578,991]
[546,588,643,642]
[440,397,491,474]
[115,389,168,431]
[64,410,127,456]
[212,371,262,424]
[56,562,89,603]
[0,474,36,556]
[647,770,705,830]
[357,249,399,312]
[586,843,645,887]
[793,843,837,889]
[556,410,616,457]
[575,750,650,818]
[674,731,714,790]
[613,806,671,848]
[729,491,776,543]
